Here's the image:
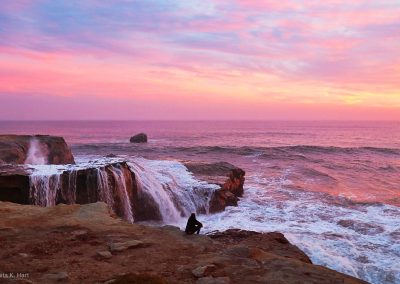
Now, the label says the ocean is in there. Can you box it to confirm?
[1,120,399,283]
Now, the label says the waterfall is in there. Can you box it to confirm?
[96,167,114,208]
[109,165,135,223]
[127,159,219,222]
[28,162,135,223]
[66,170,77,203]
[27,158,218,224]
[128,161,182,223]
[29,174,61,206]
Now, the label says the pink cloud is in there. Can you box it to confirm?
[0,0,399,120]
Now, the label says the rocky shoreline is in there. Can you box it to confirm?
[0,135,369,283]
[0,202,367,284]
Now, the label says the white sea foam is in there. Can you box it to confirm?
[176,171,400,284]
[24,138,49,165]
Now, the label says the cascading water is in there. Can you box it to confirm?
[128,161,182,223]
[66,170,77,203]
[27,161,136,222]
[29,173,60,206]
[96,167,114,209]
[109,165,134,223]
[26,158,218,224]
[127,158,219,222]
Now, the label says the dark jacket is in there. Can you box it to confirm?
[185,213,202,233]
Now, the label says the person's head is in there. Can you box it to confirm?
[190,213,195,218]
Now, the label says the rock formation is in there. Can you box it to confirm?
[0,161,156,222]
[0,202,368,284]
[0,135,75,164]
[0,166,30,204]
[0,160,246,222]
[185,162,246,212]
[129,133,148,143]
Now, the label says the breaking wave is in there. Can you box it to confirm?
[190,171,400,284]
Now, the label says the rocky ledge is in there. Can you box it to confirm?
[0,202,367,284]
[0,160,246,221]
[0,135,75,165]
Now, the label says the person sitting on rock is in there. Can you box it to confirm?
[185,213,203,235]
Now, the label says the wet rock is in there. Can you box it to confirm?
[192,264,216,278]
[0,171,30,204]
[196,276,230,284]
[129,133,148,143]
[109,240,144,252]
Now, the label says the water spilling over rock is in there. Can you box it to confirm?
[0,158,244,223]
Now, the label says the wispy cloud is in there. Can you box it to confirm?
[0,0,399,119]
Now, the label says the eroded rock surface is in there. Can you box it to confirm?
[0,202,368,284]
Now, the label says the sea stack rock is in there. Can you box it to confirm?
[0,135,75,165]
[129,133,148,143]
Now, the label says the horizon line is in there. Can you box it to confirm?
[0,119,399,123]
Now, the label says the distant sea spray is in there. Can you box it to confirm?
[24,138,49,165]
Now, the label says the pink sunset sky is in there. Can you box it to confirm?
[0,0,399,120]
